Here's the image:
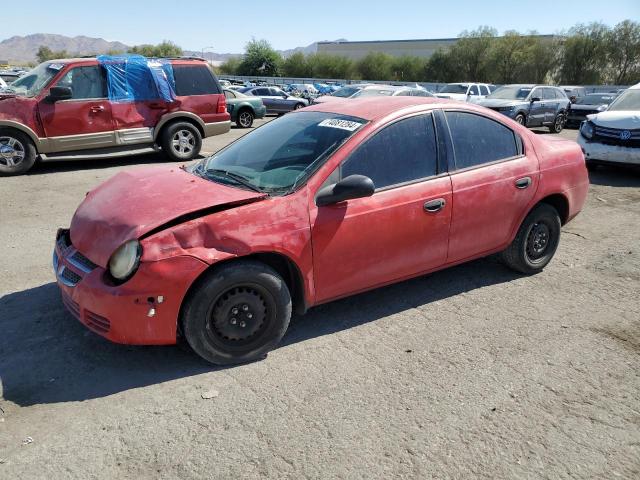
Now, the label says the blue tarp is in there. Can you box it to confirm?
[97,54,176,102]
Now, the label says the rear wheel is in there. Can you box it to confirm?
[161,121,202,162]
[0,129,37,176]
[500,203,561,274]
[236,108,254,128]
[549,113,565,133]
[181,260,292,365]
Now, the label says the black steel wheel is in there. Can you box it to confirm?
[182,260,292,365]
[236,109,254,128]
[501,203,561,274]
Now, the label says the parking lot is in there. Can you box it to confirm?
[1,122,639,478]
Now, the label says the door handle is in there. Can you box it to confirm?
[89,105,105,113]
[423,198,446,213]
[515,177,532,189]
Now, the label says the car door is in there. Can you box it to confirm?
[253,88,274,112]
[38,64,116,152]
[269,88,288,112]
[443,110,539,262]
[310,113,452,303]
[527,87,546,126]
[467,84,480,102]
[542,88,558,124]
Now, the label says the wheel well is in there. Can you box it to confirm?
[539,194,569,225]
[0,126,37,152]
[158,118,204,140]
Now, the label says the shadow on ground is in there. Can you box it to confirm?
[0,256,519,407]
[588,164,640,188]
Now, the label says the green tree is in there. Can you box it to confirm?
[558,23,609,84]
[448,26,497,81]
[423,50,456,82]
[355,52,393,80]
[390,56,426,82]
[237,39,282,76]
[486,31,533,83]
[128,40,183,57]
[36,45,68,63]
[219,57,242,75]
[282,52,312,77]
[308,53,353,79]
[605,20,640,84]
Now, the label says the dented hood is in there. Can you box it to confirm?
[70,165,266,267]
[586,111,640,129]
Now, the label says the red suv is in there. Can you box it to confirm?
[0,56,230,175]
[54,97,589,365]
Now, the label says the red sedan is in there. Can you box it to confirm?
[54,97,589,364]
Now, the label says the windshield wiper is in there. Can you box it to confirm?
[205,168,266,194]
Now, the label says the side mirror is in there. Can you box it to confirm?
[316,175,375,207]
[47,86,72,102]
[530,96,541,103]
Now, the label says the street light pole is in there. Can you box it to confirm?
[201,46,215,64]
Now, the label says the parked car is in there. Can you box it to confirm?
[224,88,266,128]
[219,79,231,88]
[287,83,319,95]
[314,84,433,104]
[239,86,308,113]
[565,92,618,128]
[0,71,20,84]
[560,86,587,103]
[476,84,570,133]
[577,82,640,168]
[435,83,493,102]
[53,97,588,365]
[0,56,230,175]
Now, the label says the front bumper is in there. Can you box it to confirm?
[577,136,640,165]
[54,230,208,345]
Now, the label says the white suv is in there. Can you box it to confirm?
[435,83,492,102]
[577,83,640,167]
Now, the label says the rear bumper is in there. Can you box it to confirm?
[203,120,231,138]
[577,136,640,165]
[255,105,267,119]
[54,230,208,345]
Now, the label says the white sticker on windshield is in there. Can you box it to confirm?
[318,119,363,131]
[48,63,64,71]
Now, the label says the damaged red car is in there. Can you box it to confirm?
[54,97,589,364]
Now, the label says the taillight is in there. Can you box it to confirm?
[217,97,227,114]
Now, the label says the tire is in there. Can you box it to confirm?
[236,108,254,128]
[586,160,598,171]
[181,260,292,365]
[294,103,305,110]
[0,129,37,176]
[500,203,562,275]
[514,113,526,126]
[161,121,202,162]
[549,112,565,133]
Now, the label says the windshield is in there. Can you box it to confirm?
[487,86,532,100]
[4,62,63,97]
[196,112,366,193]
[439,84,468,94]
[353,88,394,97]
[607,90,640,111]
[575,94,616,105]
[332,86,361,98]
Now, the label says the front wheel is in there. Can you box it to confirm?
[161,122,202,162]
[294,103,305,110]
[514,113,526,126]
[500,203,561,274]
[181,260,292,365]
[0,129,37,176]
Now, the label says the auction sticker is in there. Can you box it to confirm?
[318,119,363,131]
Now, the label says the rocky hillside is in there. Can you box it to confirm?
[0,34,129,64]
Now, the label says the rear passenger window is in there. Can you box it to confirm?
[445,112,519,169]
[173,65,220,96]
[342,114,438,190]
[480,85,489,95]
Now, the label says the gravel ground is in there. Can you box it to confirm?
[1,123,639,479]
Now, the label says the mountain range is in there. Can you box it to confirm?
[0,34,344,65]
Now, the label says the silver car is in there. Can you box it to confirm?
[239,86,308,114]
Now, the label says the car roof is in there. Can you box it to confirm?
[303,97,451,121]
[629,83,640,90]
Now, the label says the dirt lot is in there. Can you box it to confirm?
[1,123,639,479]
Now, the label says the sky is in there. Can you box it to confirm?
[3,0,639,53]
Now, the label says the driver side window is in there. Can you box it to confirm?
[341,114,438,190]
[57,66,107,100]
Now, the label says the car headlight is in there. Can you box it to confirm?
[580,121,594,139]
[498,106,515,112]
[108,240,141,281]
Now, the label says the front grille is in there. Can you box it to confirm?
[60,267,82,286]
[85,310,111,334]
[68,250,98,272]
[61,292,80,320]
[592,126,640,148]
